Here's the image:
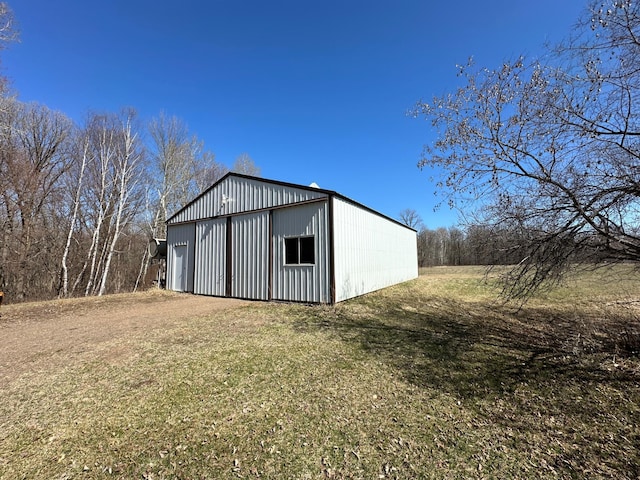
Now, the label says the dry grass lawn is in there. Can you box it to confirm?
[1,266,639,479]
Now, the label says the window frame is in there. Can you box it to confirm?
[284,235,315,266]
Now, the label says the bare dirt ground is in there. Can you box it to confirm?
[0,290,249,386]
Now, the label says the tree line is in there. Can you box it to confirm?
[0,97,259,303]
[399,210,527,267]
[415,225,525,268]
[410,218,622,275]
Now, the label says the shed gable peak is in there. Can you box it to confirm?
[167,174,329,224]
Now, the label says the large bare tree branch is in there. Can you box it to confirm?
[413,0,640,299]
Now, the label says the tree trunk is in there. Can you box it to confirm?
[59,142,88,298]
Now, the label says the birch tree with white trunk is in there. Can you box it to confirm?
[148,113,201,238]
[97,109,144,296]
[58,131,89,298]
[80,114,117,296]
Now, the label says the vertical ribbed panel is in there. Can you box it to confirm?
[231,211,269,300]
[272,202,329,303]
[168,175,328,224]
[166,223,196,292]
[332,197,417,302]
[194,218,226,296]
[167,174,416,304]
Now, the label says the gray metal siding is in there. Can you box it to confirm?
[332,197,418,302]
[231,212,269,300]
[194,218,226,296]
[167,175,416,304]
[166,223,196,292]
[168,175,328,224]
[272,202,330,303]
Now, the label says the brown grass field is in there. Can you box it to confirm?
[1,266,639,479]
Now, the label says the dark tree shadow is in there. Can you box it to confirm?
[295,293,638,397]
[291,284,640,477]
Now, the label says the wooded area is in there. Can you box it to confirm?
[415,225,525,267]
[0,96,264,303]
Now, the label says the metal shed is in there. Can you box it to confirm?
[166,173,418,304]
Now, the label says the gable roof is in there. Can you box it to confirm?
[166,172,416,232]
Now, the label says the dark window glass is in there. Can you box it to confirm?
[284,236,315,265]
[285,237,299,265]
[299,237,315,264]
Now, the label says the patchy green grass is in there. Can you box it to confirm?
[2,266,640,479]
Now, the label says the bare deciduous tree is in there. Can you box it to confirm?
[78,113,118,296]
[0,2,18,93]
[69,110,145,297]
[58,127,88,298]
[147,112,224,237]
[97,109,144,296]
[232,153,260,177]
[0,99,72,300]
[194,150,228,193]
[148,112,199,237]
[398,208,423,230]
[0,3,17,46]
[413,0,640,299]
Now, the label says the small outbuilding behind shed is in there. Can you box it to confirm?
[166,173,417,304]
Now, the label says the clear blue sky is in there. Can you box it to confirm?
[5,0,586,227]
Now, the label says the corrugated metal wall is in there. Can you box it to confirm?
[332,197,418,302]
[168,175,328,224]
[231,212,269,300]
[194,218,226,296]
[166,223,196,292]
[166,174,416,304]
[272,202,330,303]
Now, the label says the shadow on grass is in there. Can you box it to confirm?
[292,284,640,477]
[292,289,640,400]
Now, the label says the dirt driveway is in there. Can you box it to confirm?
[0,290,248,386]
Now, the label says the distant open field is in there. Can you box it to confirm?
[1,266,639,479]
